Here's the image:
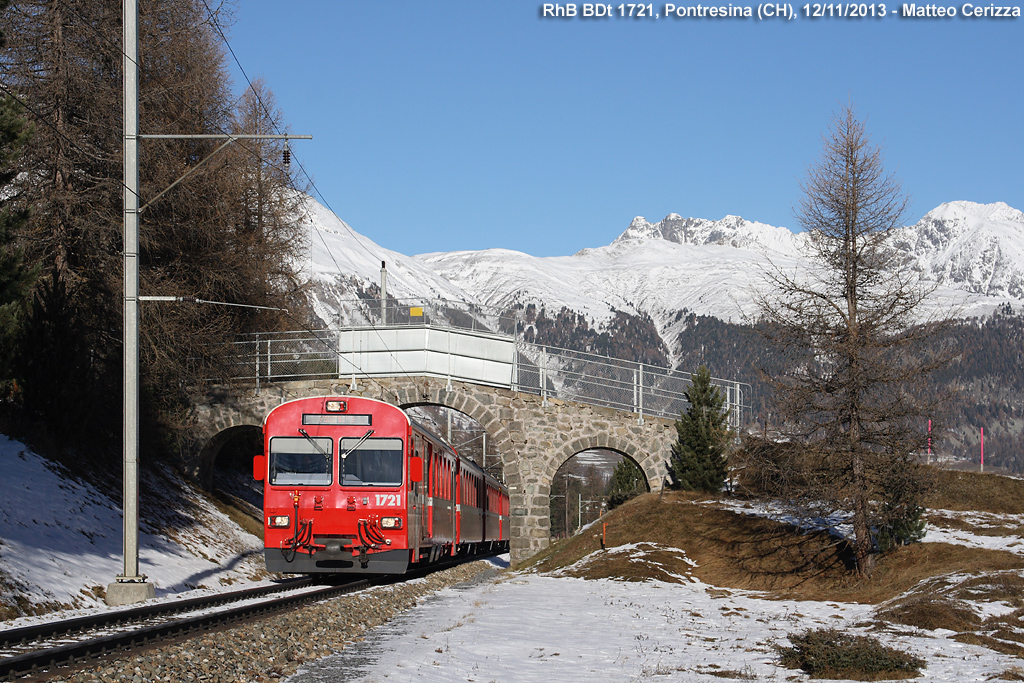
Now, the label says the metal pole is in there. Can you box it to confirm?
[380,261,387,325]
[123,0,139,581]
[637,364,644,426]
[107,0,154,606]
[541,349,548,406]
[255,334,260,394]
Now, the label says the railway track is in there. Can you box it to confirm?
[0,552,498,682]
[0,576,370,681]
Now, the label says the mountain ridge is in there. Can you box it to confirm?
[298,195,1024,350]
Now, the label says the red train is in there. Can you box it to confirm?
[253,396,509,574]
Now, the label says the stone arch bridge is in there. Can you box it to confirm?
[189,375,677,564]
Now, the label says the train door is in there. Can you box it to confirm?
[408,435,422,564]
[453,458,461,554]
[426,442,434,539]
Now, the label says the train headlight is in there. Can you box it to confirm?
[268,515,291,528]
[380,517,402,529]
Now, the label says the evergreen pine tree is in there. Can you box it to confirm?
[668,365,731,492]
[16,266,90,436]
[0,93,36,399]
[606,458,645,508]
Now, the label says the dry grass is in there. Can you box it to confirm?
[524,491,1024,605]
[872,568,1024,662]
[994,666,1024,680]
[210,491,264,541]
[925,469,1024,514]
[0,571,70,621]
[927,513,1024,538]
[876,595,982,632]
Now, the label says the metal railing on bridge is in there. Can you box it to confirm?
[229,324,750,428]
[330,297,518,336]
[513,343,749,428]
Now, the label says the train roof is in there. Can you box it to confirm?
[262,395,410,428]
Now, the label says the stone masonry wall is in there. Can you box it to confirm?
[189,376,677,565]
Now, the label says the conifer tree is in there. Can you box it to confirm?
[753,105,953,574]
[606,457,645,508]
[0,0,305,457]
[0,93,36,399]
[668,365,731,492]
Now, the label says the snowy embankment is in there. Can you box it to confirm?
[0,434,267,622]
[288,554,1021,683]
[284,506,1024,681]
[5,432,1024,682]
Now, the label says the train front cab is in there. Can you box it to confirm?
[255,396,423,574]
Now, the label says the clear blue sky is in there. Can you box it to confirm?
[225,1,1023,257]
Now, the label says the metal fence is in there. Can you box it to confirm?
[329,298,518,336]
[228,325,750,427]
[513,343,748,427]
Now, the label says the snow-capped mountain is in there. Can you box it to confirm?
[893,201,1024,300]
[299,195,1024,356]
[294,196,474,325]
[613,213,801,257]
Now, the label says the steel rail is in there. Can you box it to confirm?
[0,576,312,649]
[0,550,504,681]
[0,578,368,681]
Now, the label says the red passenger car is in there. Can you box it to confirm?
[254,396,509,574]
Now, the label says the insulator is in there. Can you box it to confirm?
[283,146,291,167]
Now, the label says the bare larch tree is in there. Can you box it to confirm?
[754,105,954,575]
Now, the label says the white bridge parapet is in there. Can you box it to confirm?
[337,326,515,388]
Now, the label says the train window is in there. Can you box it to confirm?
[340,437,403,487]
[268,436,333,486]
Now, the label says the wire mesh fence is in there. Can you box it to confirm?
[227,324,750,427]
[328,298,518,336]
[513,343,748,426]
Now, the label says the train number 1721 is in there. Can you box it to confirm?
[375,494,402,507]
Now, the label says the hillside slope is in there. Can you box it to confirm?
[0,435,267,620]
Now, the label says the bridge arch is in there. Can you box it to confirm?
[187,377,678,564]
[549,435,662,492]
[388,381,518,478]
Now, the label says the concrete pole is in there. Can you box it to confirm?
[108,0,154,606]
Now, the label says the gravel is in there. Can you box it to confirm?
[40,560,500,683]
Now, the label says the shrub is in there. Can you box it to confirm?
[777,628,925,680]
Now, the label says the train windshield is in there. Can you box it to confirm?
[340,437,403,487]
[268,436,333,486]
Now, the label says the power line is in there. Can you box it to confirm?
[196,0,386,267]
[8,1,419,394]
[196,2,421,387]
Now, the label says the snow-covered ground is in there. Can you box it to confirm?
[4,433,1024,682]
[0,434,268,623]
[288,554,1020,682]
